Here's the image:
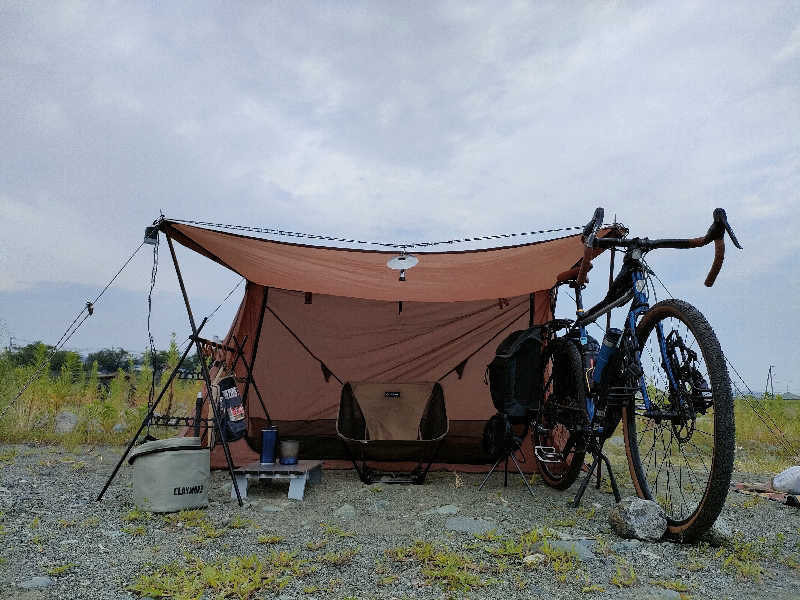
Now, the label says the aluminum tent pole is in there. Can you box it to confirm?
[166,235,243,506]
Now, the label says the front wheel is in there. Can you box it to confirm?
[623,299,734,541]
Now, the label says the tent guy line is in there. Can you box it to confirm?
[0,240,147,420]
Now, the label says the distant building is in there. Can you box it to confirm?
[783,392,800,401]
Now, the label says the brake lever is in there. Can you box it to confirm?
[707,208,742,249]
[722,214,743,249]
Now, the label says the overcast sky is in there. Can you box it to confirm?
[0,2,798,392]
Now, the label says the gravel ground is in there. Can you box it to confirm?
[1,442,800,600]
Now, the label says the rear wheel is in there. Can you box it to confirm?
[623,299,734,540]
[533,338,586,490]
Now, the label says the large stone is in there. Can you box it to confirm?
[608,496,667,542]
[445,517,496,535]
[334,503,356,520]
[19,577,54,590]
[54,410,78,434]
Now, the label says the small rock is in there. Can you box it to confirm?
[112,423,126,433]
[19,577,54,590]
[261,504,284,513]
[445,516,495,535]
[54,410,78,434]
[611,539,642,553]
[424,504,459,515]
[609,496,666,542]
[523,553,546,565]
[700,518,733,547]
[334,503,356,520]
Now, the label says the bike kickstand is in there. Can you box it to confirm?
[599,452,622,503]
[572,454,599,508]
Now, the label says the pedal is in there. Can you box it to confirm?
[534,446,564,463]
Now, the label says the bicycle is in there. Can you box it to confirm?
[532,207,742,541]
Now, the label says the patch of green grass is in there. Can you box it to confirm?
[554,515,577,527]
[320,522,354,538]
[190,523,225,543]
[258,534,284,545]
[129,552,308,599]
[485,539,524,559]
[717,535,765,581]
[305,539,328,550]
[475,528,503,542]
[228,515,252,529]
[369,485,383,493]
[481,528,558,562]
[163,509,207,528]
[740,495,763,509]
[58,519,76,527]
[123,525,146,537]
[47,563,77,576]
[582,583,605,593]
[0,449,18,464]
[123,508,151,522]
[378,575,397,585]
[385,541,490,592]
[320,548,359,566]
[29,516,40,529]
[610,561,637,588]
[540,541,578,583]
[80,516,100,528]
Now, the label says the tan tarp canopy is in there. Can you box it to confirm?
[161,221,611,470]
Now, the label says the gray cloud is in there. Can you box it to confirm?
[0,1,798,390]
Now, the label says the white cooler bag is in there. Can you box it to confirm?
[129,437,210,512]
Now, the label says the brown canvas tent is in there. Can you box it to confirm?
[160,220,614,472]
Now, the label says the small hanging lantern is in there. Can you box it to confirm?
[386,252,419,282]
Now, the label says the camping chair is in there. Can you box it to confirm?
[336,382,448,484]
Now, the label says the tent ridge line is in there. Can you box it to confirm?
[164,220,590,257]
[167,217,585,252]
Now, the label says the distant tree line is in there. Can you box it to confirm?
[5,340,202,375]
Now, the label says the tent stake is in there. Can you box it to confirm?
[166,235,244,506]
[96,318,207,501]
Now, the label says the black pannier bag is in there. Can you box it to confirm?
[217,375,247,442]
[487,327,544,418]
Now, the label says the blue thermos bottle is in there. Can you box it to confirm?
[260,426,278,465]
